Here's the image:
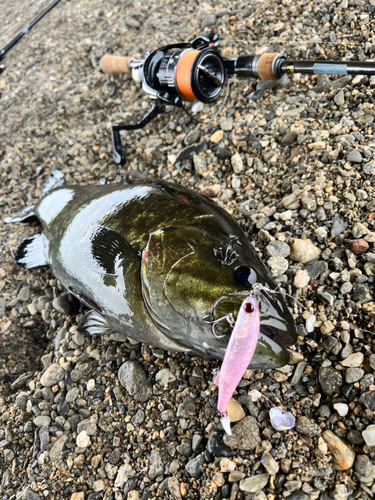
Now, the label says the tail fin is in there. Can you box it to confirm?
[15,233,49,268]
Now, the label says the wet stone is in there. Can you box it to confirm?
[347,150,363,163]
[185,454,205,479]
[347,430,364,445]
[223,416,261,450]
[192,434,203,452]
[305,260,328,279]
[360,391,375,410]
[184,129,201,145]
[240,473,270,493]
[319,366,343,395]
[265,241,291,259]
[19,490,42,500]
[40,364,64,387]
[148,449,164,480]
[231,154,244,174]
[50,434,68,462]
[66,387,79,403]
[131,409,145,427]
[286,493,308,500]
[281,130,298,144]
[215,148,231,160]
[118,361,152,402]
[350,239,369,255]
[261,451,279,475]
[295,416,321,437]
[57,400,69,416]
[352,283,372,302]
[362,424,375,446]
[267,256,289,277]
[345,368,364,383]
[354,455,375,478]
[207,426,231,456]
[332,484,348,500]
[70,369,85,382]
[331,215,348,236]
[52,295,72,315]
[322,430,355,470]
[39,426,49,452]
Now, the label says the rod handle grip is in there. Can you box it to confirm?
[100,54,133,75]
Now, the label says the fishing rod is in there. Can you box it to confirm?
[100,33,375,164]
[0,0,62,75]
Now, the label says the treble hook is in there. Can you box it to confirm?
[204,313,236,338]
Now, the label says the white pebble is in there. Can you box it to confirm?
[341,352,364,368]
[333,403,349,417]
[363,425,375,447]
[87,379,96,391]
[293,269,310,289]
[248,389,262,402]
[305,315,316,333]
[115,461,134,487]
[76,430,91,448]
[191,102,204,113]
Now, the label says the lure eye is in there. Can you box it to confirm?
[234,266,257,288]
[244,302,254,313]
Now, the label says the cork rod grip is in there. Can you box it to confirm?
[100,55,133,75]
[257,53,279,80]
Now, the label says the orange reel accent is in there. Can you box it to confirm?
[175,50,199,101]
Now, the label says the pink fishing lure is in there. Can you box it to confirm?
[214,295,260,416]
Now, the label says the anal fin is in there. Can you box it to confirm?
[15,233,49,268]
[77,310,114,336]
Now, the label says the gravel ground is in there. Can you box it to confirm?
[1,0,375,499]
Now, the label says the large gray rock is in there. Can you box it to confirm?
[223,416,261,450]
[118,361,152,402]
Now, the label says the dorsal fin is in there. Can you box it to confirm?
[42,170,65,196]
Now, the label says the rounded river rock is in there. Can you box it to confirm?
[118,361,152,402]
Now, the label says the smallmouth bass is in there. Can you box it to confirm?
[11,175,297,369]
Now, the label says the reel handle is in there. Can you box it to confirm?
[100,54,133,75]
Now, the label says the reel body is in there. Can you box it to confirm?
[110,34,226,163]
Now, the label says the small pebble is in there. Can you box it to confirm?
[341,352,364,367]
[226,398,246,422]
[76,430,91,448]
[333,403,349,417]
[293,269,310,288]
[350,239,369,255]
[362,425,375,446]
[289,239,321,264]
[210,130,224,143]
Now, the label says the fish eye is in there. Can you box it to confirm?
[234,266,257,288]
[244,302,254,313]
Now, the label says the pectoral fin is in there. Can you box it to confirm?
[15,233,49,268]
[89,225,139,276]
